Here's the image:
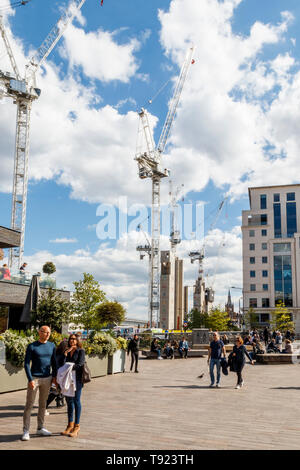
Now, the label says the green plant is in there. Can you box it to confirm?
[94,301,126,329]
[42,261,56,275]
[71,273,107,334]
[1,330,36,367]
[31,288,72,332]
[83,331,118,356]
[271,301,294,332]
[115,336,128,350]
[207,306,231,331]
[49,330,65,346]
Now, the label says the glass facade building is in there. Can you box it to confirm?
[273,203,281,238]
[274,255,293,307]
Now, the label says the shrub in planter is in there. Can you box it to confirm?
[84,331,118,357]
[42,262,56,275]
[116,336,128,350]
[0,330,36,367]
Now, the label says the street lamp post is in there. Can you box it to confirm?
[231,286,245,331]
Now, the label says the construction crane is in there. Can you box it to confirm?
[169,180,184,255]
[0,0,88,271]
[135,46,195,328]
[189,197,228,309]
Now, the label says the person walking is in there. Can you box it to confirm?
[275,331,283,352]
[127,334,139,372]
[232,336,254,389]
[207,332,226,388]
[60,334,85,438]
[263,327,269,347]
[22,325,57,441]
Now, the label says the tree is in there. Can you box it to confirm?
[94,301,126,329]
[206,306,230,331]
[188,308,209,329]
[71,273,107,334]
[243,307,259,330]
[271,301,294,333]
[42,261,56,275]
[31,288,71,332]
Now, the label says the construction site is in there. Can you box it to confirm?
[0,0,231,331]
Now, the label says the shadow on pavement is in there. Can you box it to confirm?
[270,387,300,390]
[152,385,233,389]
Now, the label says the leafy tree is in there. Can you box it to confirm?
[31,288,71,332]
[206,306,230,331]
[188,308,209,329]
[243,307,259,330]
[94,301,126,329]
[42,261,56,275]
[71,273,107,334]
[271,301,294,333]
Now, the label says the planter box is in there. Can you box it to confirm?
[86,354,108,378]
[0,355,108,394]
[107,349,126,374]
[0,361,28,394]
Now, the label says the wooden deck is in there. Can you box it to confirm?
[1,356,300,450]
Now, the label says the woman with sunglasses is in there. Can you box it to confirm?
[232,336,254,389]
[61,334,85,438]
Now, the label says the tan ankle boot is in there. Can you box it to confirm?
[61,422,74,436]
[68,424,80,438]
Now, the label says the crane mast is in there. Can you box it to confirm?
[135,46,195,327]
[0,1,88,271]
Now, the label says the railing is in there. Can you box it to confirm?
[0,270,58,289]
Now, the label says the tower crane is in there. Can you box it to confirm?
[169,180,184,255]
[135,46,195,327]
[189,196,228,309]
[0,0,88,271]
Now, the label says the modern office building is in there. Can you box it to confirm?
[242,185,300,333]
[160,251,184,330]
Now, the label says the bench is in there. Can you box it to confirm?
[256,353,300,364]
[198,344,253,352]
[141,349,207,359]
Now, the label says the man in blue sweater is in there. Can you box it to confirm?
[22,325,57,441]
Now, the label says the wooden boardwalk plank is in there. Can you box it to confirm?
[1,357,300,450]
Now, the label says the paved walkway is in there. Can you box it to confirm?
[1,356,300,450]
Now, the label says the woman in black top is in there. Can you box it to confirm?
[127,334,139,372]
[61,334,85,438]
[232,336,254,389]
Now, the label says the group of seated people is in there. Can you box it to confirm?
[150,337,189,359]
[242,331,293,357]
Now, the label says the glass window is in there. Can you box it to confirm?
[273,203,282,238]
[250,284,256,291]
[250,257,255,264]
[286,202,297,238]
[262,243,267,250]
[261,313,270,323]
[261,214,267,225]
[287,192,295,201]
[273,254,293,307]
[250,271,256,278]
[262,270,268,277]
[274,194,280,202]
[249,244,255,251]
[249,230,255,237]
[273,243,291,252]
[249,298,257,308]
[262,298,270,308]
[262,257,268,263]
[261,229,267,236]
[260,194,267,210]
[263,284,268,291]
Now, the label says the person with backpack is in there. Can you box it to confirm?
[231,336,254,389]
[60,334,85,438]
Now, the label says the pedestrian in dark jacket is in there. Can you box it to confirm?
[127,334,139,372]
[232,336,254,389]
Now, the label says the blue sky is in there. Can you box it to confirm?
[1,0,300,319]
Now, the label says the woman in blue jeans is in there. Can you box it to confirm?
[61,334,85,438]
